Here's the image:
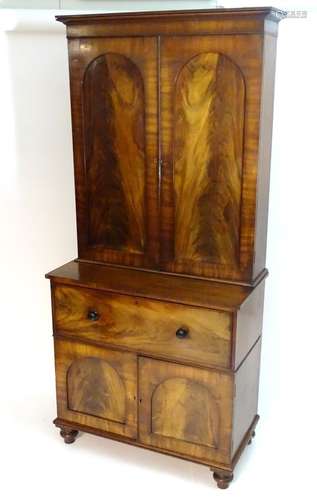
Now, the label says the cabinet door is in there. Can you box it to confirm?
[160,36,262,281]
[69,36,159,268]
[54,339,137,438]
[139,357,233,464]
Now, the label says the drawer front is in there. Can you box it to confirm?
[53,285,232,368]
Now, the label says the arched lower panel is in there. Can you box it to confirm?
[173,52,245,267]
[83,53,146,253]
[67,357,126,423]
[151,377,219,448]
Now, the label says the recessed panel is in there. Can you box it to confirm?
[67,357,126,423]
[173,52,245,267]
[83,53,146,253]
[152,377,219,448]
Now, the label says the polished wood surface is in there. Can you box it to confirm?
[151,378,218,447]
[46,260,263,310]
[83,53,146,253]
[56,7,285,38]
[160,33,263,282]
[53,284,232,369]
[59,426,79,444]
[47,8,284,488]
[48,260,266,371]
[68,36,159,268]
[232,338,261,455]
[54,339,138,438]
[253,33,278,278]
[67,356,126,423]
[234,279,265,368]
[172,52,244,268]
[139,357,233,464]
[213,471,234,490]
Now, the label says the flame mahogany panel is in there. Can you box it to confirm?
[83,53,146,253]
[67,356,126,423]
[173,52,245,267]
[151,377,220,448]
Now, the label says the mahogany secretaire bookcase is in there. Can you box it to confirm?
[46,7,285,489]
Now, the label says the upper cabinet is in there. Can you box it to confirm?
[59,8,282,284]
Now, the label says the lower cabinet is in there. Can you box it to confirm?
[138,357,233,464]
[54,339,138,438]
[54,339,233,464]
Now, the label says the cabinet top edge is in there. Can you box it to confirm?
[56,7,287,26]
[45,260,267,312]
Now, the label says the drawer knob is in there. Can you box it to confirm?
[87,310,99,321]
[176,327,189,339]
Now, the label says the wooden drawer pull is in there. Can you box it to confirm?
[87,310,99,321]
[175,327,189,339]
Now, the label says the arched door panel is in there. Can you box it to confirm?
[151,377,219,448]
[67,357,126,423]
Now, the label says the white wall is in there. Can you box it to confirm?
[1,3,316,500]
[0,14,77,467]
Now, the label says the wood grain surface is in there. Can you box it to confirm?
[47,260,262,311]
[232,338,261,454]
[234,279,265,368]
[160,34,263,282]
[54,339,138,438]
[152,377,219,448]
[56,7,285,38]
[65,27,279,283]
[68,36,159,268]
[53,285,232,369]
[139,357,233,464]
[67,357,126,423]
[173,52,245,267]
[84,53,145,253]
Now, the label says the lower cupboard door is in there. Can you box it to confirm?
[139,357,233,464]
[54,339,138,438]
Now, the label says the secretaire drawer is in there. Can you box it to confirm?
[53,285,232,368]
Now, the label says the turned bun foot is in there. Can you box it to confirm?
[248,430,256,445]
[60,426,79,444]
[212,471,234,489]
